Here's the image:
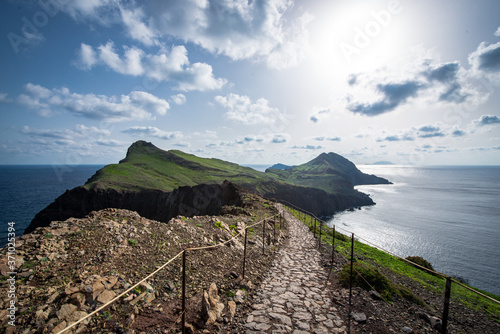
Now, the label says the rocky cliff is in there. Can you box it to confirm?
[25,181,242,234]
[26,141,387,234]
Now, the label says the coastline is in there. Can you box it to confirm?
[328,165,500,296]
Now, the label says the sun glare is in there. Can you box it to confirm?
[309,0,410,76]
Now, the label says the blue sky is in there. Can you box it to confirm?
[1,0,500,166]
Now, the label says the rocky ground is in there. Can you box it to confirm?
[1,193,498,334]
[0,193,286,334]
[313,234,500,334]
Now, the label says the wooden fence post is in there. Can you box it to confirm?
[349,233,355,309]
[262,220,266,254]
[442,277,452,333]
[319,223,322,249]
[331,225,335,264]
[242,228,248,279]
[181,250,186,334]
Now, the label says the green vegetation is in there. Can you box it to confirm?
[82,141,383,209]
[214,221,222,228]
[286,206,500,320]
[128,238,138,246]
[266,152,390,195]
[338,262,427,306]
[339,262,393,301]
[43,233,53,238]
[405,256,435,272]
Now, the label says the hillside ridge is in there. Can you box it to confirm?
[25,141,389,234]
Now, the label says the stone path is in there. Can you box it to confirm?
[244,204,347,333]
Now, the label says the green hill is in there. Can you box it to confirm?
[26,141,390,234]
[86,141,390,195]
[266,152,391,194]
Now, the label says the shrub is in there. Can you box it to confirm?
[405,256,434,272]
[339,262,393,301]
[395,285,428,308]
[334,231,348,242]
[128,239,138,246]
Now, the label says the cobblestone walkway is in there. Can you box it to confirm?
[244,204,347,333]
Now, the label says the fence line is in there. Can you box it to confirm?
[56,213,282,334]
[279,199,499,334]
[334,240,418,334]
[279,199,500,303]
[57,251,184,334]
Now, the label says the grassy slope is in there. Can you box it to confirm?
[84,141,288,193]
[267,152,389,195]
[286,207,500,320]
[84,141,381,199]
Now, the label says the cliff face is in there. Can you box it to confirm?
[25,181,242,234]
[26,141,387,233]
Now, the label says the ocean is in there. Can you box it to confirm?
[0,165,104,247]
[328,165,500,296]
[1,164,498,296]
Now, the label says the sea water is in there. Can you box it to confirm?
[328,165,500,296]
[1,164,498,295]
[0,165,104,247]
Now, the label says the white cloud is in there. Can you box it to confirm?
[345,58,484,116]
[122,126,183,140]
[97,42,144,76]
[21,124,111,141]
[206,132,290,148]
[495,26,500,37]
[170,94,186,105]
[65,0,312,69]
[468,41,500,81]
[77,43,97,70]
[118,4,158,46]
[95,139,125,147]
[77,43,226,91]
[214,93,284,125]
[472,114,500,126]
[291,145,323,150]
[12,83,169,122]
[60,0,117,23]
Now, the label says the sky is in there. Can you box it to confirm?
[1,0,500,166]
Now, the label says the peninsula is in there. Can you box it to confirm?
[25,141,390,234]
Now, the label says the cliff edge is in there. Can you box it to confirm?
[26,141,390,234]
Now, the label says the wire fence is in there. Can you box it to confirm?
[44,198,499,333]
[55,213,285,334]
[279,199,500,334]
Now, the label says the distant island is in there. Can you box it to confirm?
[372,161,395,165]
[267,163,296,170]
[25,141,391,234]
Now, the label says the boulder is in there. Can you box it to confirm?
[201,283,225,324]
[350,311,367,324]
[57,304,77,321]
[97,290,116,304]
[227,301,236,322]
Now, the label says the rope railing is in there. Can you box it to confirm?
[56,213,283,334]
[279,200,499,334]
[334,244,418,334]
[57,251,184,334]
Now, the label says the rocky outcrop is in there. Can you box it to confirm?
[261,181,374,218]
[25,180,242,234]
